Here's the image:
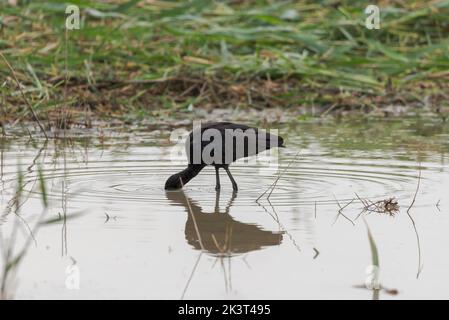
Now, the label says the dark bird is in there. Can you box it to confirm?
[164,122,285,191]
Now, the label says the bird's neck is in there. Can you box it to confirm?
[179,165,205,186]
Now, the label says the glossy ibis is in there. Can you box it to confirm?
[164,122,285,191]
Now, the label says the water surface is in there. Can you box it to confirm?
[1,119,448,299]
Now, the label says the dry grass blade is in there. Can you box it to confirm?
[0,52,48,139]
[406,163,423,278]
[407,165,422,214]
[332,195,355,226]
[257,200,301,253]
[313,247,319,259]
[256,151,299,202]
[355,192,369,208]
[179,178,204,251]
[180,252,202,300]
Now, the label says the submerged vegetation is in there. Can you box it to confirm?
[0,0,448,128]
[0,165,48,299]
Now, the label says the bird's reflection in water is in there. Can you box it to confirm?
[165,190,283,256]
[166,190,283,297]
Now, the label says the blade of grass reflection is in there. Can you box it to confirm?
[180,252,202,300]
[362,216,380,300]
[0,164,49,298]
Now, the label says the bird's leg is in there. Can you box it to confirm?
[224,191,237,215]
[224,166,238,192]
[215,166,221,191]
[214,188,220,213]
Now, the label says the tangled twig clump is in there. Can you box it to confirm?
[356,194,400,217]
[367,198,400,216]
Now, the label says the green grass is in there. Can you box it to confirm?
[0,0,448,126]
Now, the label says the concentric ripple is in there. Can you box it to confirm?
[1,120,447,214]
[0,143,435,210]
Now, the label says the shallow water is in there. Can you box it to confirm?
[1,119,449,299]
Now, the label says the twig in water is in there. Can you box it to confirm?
[211,225,233,257]
[104,212,117,223]
[242,255,251,270]
[332,195,355,226]
[258,201,301,253]
[407,166,421,214]
[364,198,400,216]
[0,88,6,136]
[256,152,300,202]
[0,52,48,139]
[179,178,204,251]
[355,192,369,208]
[436,200,441,212]
[267,152,299,201]
[103,213,117,223]
[256,179,276,203]
[313,247,320,259]
[266,198,280,223]
[211,228,233,293]
[354,193,400,220]
[180,252,202,300]
[354,193,370,220]
[406,163,423,279]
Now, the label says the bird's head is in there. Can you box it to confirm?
[164,173,183,190]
